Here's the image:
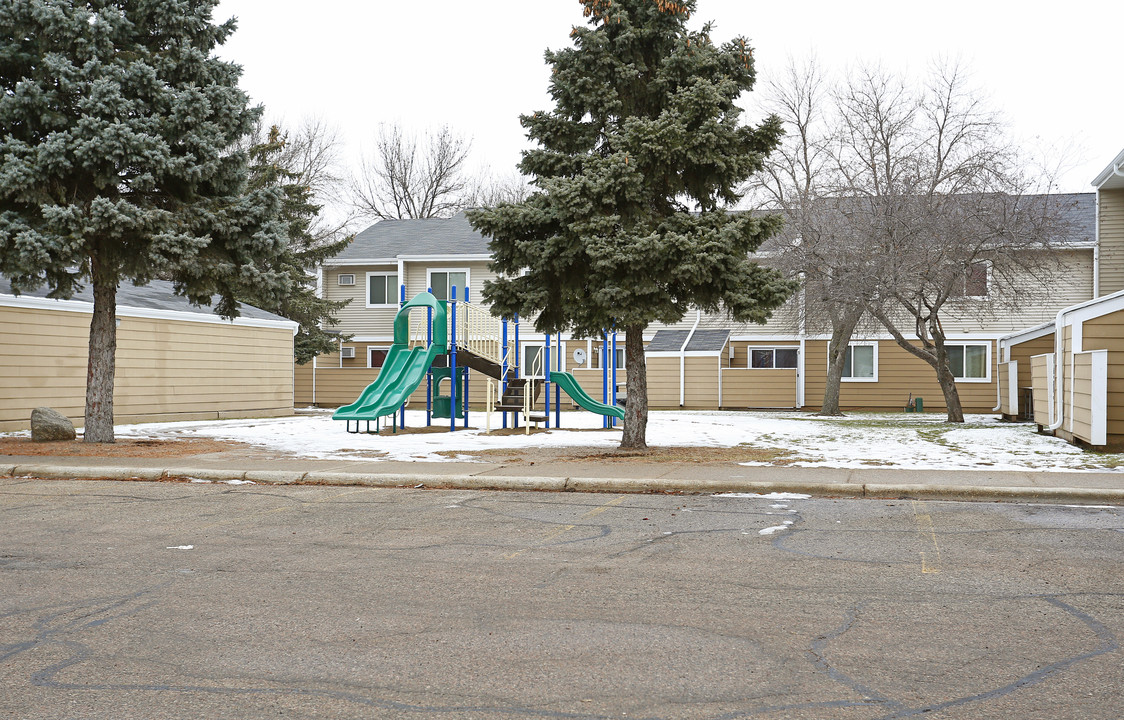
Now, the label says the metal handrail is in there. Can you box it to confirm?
[455,301,507,366]
[485,378,498,432]
[523,348,544,434]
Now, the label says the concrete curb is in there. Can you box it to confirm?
[3,462,1123,504]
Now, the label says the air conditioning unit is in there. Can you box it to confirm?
[341,347,355,359]
[338,273,355,286]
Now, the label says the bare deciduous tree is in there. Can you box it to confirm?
[757,60,1075,421]
[350,124,474,220]
[754,60,872,415]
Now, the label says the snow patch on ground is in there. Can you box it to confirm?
[758,524,793,535]
[100,409,1124,472]
[715,492,813,500]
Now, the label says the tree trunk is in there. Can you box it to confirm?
[870,305,967,424]
[931,337,965,423]
[84,266,117,443]
[620,325,648,450]
[819,306,864,416]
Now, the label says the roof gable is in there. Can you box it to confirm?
[335,212,490,261]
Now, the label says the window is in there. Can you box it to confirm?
[841,343,877,381]
[523,345,544,378]
[946,343,989,380]
[749,348,798,369]
[337,273,355,286]
[965,262,989,298]
[428,269,469,302]
[366,272,398,307]
[368,347,391,368]
[595,346,625,370]
[952,261,989,299]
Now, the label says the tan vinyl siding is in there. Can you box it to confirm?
[1008,335,1055,390]
[322,264,398,337]
[1069,353,1095,443]
[1000,333,1054,418]
[404,260,495,303]
[682,357,720,409]
[937,250,1094,333]
[1031,353,1053,426]
[997,362,1014,416]
[645,357,681,408]
[1,305,294,432]
[720,369,798,408]
[1098,189,1124,295]
[802,339,999,412]
[1078,312,1124,440]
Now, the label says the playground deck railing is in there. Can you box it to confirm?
[455,300,515,368]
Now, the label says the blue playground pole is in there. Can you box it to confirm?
[426,292,433,427]
[544,333,551,428]
[463,288,470,428]
[554,336,561,428]
[450,285,457,433]
[513,313,520,430]
[611,331,618,428]
[400,284,407,429]
[501,318,509,429]
[601,333,609,429]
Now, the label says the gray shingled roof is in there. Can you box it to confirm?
[0,276,291,323]
[335,212,490,261]
[647,329,731,353]
[1052,192,1096,243]
[757,192,1097,251]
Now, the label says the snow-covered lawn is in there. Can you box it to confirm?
[92,409,1124,472]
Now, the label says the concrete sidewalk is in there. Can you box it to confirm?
[3,450,1124,504]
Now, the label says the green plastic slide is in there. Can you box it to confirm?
[334,291,447,425]
[551,371,625,421]
[333,344,441,421]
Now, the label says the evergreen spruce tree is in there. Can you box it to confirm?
[0,0,289,442]
[245,126,352,365]
[468,0,796,448]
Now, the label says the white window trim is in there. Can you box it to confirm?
[426,268,472,302]
[964,260,991,300]
[367,345,392,368]
[337,273,355,286]
[594,345,626,370]
[365,271,399,308]
[523,343,546,379]
[946,342,992,383]
[747,346,800,370]
[839,342,878,383]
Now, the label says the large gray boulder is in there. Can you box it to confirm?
[31,407,76,442]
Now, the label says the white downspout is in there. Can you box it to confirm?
[1047,308,1073,431]
[680,310,701,407]
[797,276,806,409]
[992,337,1004,412]
[1094,194,1101,298]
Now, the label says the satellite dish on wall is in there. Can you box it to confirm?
[573,348,587,366]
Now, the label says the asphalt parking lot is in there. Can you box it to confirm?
[2,478,1122,719]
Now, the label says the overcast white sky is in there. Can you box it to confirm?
[215,0,1122,202]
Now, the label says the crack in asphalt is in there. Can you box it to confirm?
[795,595,1120,720]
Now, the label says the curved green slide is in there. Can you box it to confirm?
[333,344,441,421]
[333,291,448,424]
[551,372,625,421]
